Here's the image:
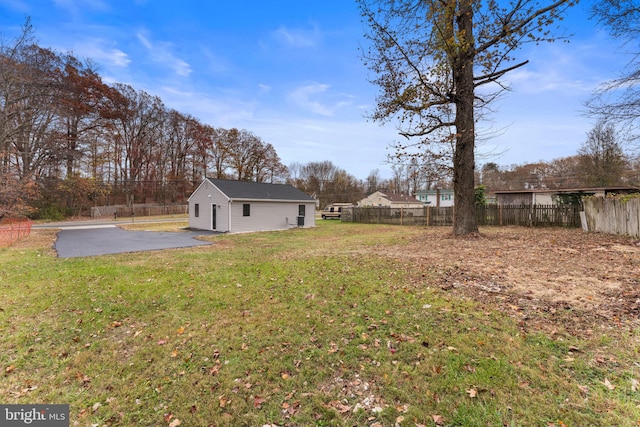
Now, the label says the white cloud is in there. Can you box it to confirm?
[52,0,109,17]
[257,84,272,95]
[272,24,319,47]
[288,82,353,116]
[136,29,192,77]
[72,38,130,68]
[0,0,30,12]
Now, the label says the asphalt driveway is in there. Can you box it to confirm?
[54,225,215,258]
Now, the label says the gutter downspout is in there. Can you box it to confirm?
[228,199,232,232]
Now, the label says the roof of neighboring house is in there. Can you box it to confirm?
[205,178,315,201]
[494,186,639,194]
[415,189,454,195]
[381,192,422,203]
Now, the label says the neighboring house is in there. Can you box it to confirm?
[494,187,639,205]
[414,189,455,207]
[357,191,424,208]
[188,178,316,233]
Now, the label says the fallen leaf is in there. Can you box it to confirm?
[157,339,167,345]
[466,388,477,398]
[253,396,266,408]
[327,400,351,413]
[5,365,15,374]
[432,414,445,425]
[577,384,589,395]
[395,403,409,412]
[176,326,185,335]
[632,378,639,392]
[602,378,615,390]
[170,349,178,358]
[218,396,228,408]
[168,419,181,427]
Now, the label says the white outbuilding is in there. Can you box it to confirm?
[188,178,316,233]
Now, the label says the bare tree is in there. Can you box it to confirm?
[365,169,381,194]
[589,0,640,153]
[0,20,293,217]
[103,83,165,204]
[578,119,629,186]
[294,161,363,208]
[53,54,111,178]
[358,0,576,234]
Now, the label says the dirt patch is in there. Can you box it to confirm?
[384,227,640,337]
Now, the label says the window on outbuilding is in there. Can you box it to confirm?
[243,203,250,216]
[298,205,305,216]
[194,203,199,217]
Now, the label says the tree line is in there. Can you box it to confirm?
[479,119,639,192]
[4,0,640,224]
[0,21,288,220]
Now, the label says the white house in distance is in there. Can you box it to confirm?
[188,178,316,233]
[357,191,424,208]
[414,189,455,207]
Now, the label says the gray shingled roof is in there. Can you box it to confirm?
[384,192,422,203]
[207,178,314,201]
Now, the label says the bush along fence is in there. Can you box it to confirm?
[0,220,33,247]
[583,196,640,238]
[342,204,582,228]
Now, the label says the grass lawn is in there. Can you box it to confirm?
[1,221,639,426]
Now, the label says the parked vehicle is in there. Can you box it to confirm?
[321,203,353,219]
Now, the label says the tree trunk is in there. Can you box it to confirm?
[452,0,478,235]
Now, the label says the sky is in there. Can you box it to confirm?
[0,0,631,180]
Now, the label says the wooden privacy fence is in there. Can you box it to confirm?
[0,220,33,247]
[343,204,582,228]
[477,204,581,227]
[583,197,640,238]
[91,204,188,218]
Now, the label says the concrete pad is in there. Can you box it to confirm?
[55,227,215,258]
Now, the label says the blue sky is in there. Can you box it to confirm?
[0,0,629,179]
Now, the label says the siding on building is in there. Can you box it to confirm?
[188,178,316,233]
[414,189,455,207]
[358,191,423,208]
